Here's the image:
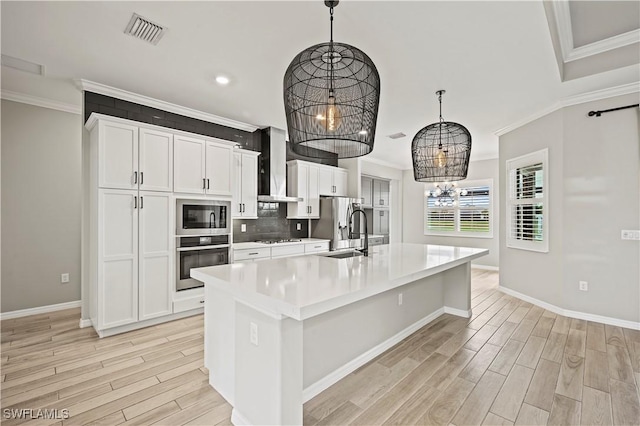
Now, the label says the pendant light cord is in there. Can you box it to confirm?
[438,92,443,149]
[329,6,335,95]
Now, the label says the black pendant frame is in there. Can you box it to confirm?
[412,91,471,182]
[283,3,381,159]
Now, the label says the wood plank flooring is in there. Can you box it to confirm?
[1,270,639,425]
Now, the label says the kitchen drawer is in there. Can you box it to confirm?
[271,244,305,258]
[305,241,330,253]
[369,237,384,246]
[173,296,205,313]
[234,247,271,261]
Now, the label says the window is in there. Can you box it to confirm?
[424,179,493,238]
[506,148,548,252]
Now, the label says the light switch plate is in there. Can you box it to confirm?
[241,224,246,233]
[296,223,301,231]
[61,273,70,283]
[621,230,640,240]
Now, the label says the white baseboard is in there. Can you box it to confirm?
[230,408,252,425]
[499,286,640,330]
[0,300,81,320]
[472,264,499,271]
[444,307,472,318]
[96,308,203,338]
[302,307,445,402]
[79,318,93,328]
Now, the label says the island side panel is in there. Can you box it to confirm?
[442,262,472,317]
[204,285,236,405]
[234,302,304,426]
[302,273,445,391]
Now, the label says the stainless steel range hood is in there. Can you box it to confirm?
[257,127,303,203]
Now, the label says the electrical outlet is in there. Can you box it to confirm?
[621,230,640,240]
[296,222,301,231]
[61,273,69,283]
[398,293,403,306]
[250,322,258,346]
[241,223,246,233]
[579,281,588,291]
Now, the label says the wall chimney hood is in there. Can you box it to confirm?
[257,127,303,203]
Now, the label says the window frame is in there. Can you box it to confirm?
[506,148,549,253]
[423,178,494,239]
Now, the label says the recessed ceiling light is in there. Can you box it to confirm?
[387,132,406,140]
[215,76,230,85]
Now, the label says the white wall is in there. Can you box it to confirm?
[500,93,639,324]
[402,159,500,268]
[1,100,82,312]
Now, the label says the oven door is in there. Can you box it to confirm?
[176,247,229,291]
[177,199,230,236]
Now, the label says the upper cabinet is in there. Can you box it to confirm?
[318,166,348,196]
[287,161,320,219]
[361,177,373,207]
[232,150,260,219]
[373,179,390,208]
[174,136,233,196]
[98,121,173,192]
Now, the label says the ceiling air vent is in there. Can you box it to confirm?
[387,132,407,140]
[124,13,166,45]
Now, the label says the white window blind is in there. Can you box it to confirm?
[506,149,548,252]
[424,179,493,238]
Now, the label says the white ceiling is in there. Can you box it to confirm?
[2,1,639,170]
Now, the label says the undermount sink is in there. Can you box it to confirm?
[323,251,364,259]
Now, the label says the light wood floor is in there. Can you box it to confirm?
[2,270,639,425]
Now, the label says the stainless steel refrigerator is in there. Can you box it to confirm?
[311,197,365,251]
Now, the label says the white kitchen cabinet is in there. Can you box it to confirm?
[206,142,233,196]
[174,136,234,195]
[361,177,373,207]
[98,123,174,193]
[287,161,320,219]
[318,165,348,196]
[174,135,206,194]
[96,189,173,329]
[98,189,139,329]
[373,209,390,235]
[98,121,139,190]
[232,150,260,218]
[139,128,173,192]
[234,247,271,262]
[138,192,173,321]
[304,241,330,253]
[373,179,390,208]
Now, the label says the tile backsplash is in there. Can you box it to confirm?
[233,203,309,243]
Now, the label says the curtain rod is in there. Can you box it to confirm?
[588,104,639,117]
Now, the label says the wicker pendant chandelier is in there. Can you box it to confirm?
[283,0,381,159]
[412,90,471,182]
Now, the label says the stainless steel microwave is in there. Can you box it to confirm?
[176,199,231,236]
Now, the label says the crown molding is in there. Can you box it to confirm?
[567,29,640,62]
[495,82,640,136]
[551,0,574,62]
[1,90,81,115]
[75,79,259,132]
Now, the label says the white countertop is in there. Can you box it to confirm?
[233,238,330,250]
[192,243,487,320]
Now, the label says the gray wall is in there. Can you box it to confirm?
[1,100,82,312]
[402,158,500,268]
[500,93,639,323]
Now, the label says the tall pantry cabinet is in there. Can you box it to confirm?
[88,116,174,334]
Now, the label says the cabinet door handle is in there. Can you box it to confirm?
[203,178,206,190]
[380,199,384,205]
[134,196,137,209]
[199,300,205,304]
[380,210,384,216]
[134,171,138,184]
[249,252,259,255]
[239,203,242,213]
[140,172,144,185]
[242,203,245,213]
[207,178,210,189]
[140,196,144,209]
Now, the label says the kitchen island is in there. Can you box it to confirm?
[191,243,487,425]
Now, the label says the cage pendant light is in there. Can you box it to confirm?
[411,90,471,182]
[284,0,381,159]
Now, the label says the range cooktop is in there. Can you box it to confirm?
[255,239,303,244]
